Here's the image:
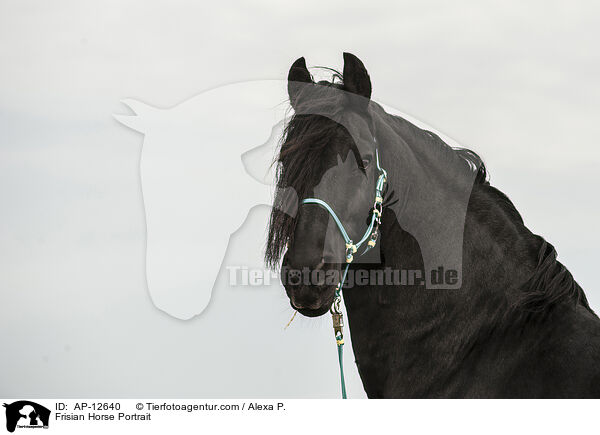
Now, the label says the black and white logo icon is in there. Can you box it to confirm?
[3,401,50,432]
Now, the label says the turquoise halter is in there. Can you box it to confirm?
[300,145,387,399]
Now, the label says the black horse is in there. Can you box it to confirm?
[266,53,600,398]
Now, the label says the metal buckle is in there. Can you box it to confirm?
[331,294,342,314]
[345,243,356,263]
[331,294,344,343]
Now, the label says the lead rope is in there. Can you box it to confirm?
[302,146,387,399]
[331,263,350,399]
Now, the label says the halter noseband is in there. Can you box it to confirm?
[300,141,387,399]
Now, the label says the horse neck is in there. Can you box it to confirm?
[399,184,542,317]
[367,112,542,326]
[344,184,543,370]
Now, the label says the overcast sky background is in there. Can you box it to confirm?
[1,1,599,397]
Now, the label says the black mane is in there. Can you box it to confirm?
[517,231,591,313]
[476,183,590,314]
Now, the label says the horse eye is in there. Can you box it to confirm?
[361,157,372,169]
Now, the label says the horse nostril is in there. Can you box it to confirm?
[290,295,306,309]
[291,297,321,310]
[314,258,325,270]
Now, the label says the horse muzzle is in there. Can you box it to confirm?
[281,254,339,317]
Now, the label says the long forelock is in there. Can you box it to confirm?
[266,72,362,268]
[265,113,351,269]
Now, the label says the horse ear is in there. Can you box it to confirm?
[114,99,157,133]
[287,57,312,110]
[343,52,371,102]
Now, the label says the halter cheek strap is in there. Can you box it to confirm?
[300,146,387,399]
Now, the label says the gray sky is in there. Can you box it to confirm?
[1,0,599,397]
